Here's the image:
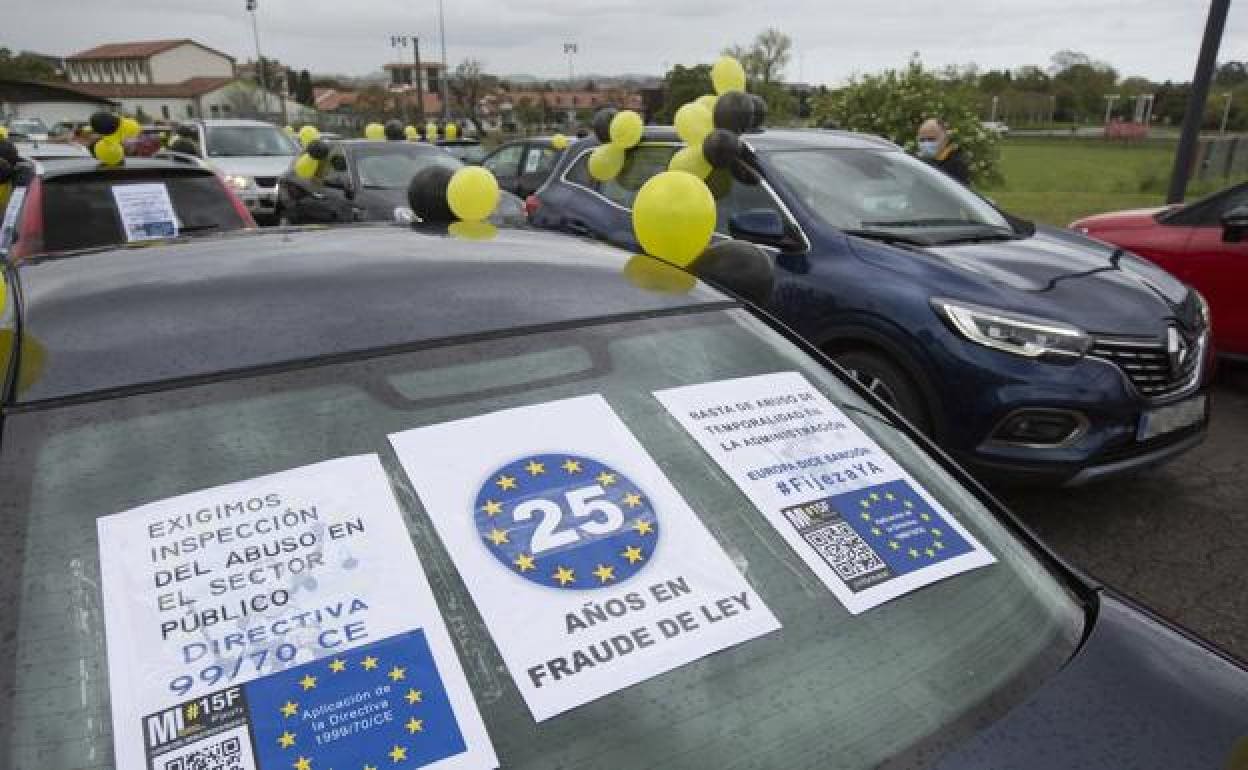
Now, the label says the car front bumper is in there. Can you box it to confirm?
[238,187,280,220]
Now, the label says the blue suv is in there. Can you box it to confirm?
[530,128,1213,485]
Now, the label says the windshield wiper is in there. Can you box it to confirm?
[841,228,929,246]
[861,218,983,227]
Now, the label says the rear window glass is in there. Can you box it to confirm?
[41,172,246,253]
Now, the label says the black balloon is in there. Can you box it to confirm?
[749,93,768,131]
[713,91,753,134]
[705,168,732,200]
[0,158,12,185]
[89,111,120,136]
[407,164,456,224]
[170,137,200,157]
[591,107,617,143]
[306,139,330,160]
[702,129,741,168]
[384,119,405,140]
[691,240,775,306]
[0,139,18,165]
[730,157,761,186]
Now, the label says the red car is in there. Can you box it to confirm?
[1072,182,1248,358]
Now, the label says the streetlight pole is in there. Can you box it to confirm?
[437,0,450,122]
[390,36,426,126]
[1221,92,1233,133]
[245,0,279,121]
[564,42,578,86]
[389,36,410,125]
[1168,0,1231,203]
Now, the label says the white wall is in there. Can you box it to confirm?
[4,100,112,126]
[109,96,197,121]
[149,44,233,83]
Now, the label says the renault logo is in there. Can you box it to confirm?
[1166,326,1189,376]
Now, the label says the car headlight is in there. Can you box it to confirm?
[224,174,251,190]
[932,299,1091,359]
[1191,289,1211,328]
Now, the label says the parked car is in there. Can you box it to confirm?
[2,224,1247,770]
[480,137,564,198]
[275,139,526,226]
[1071,181,1248,358]
[2,117,51,141]
[178,118,300,224]
[531,128,1213,485]
[0,157,254,262]
[12,139,91,163]
[436,137,487,164]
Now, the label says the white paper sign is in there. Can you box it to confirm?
[389,395,781,721]
[655,372,996,615]
[111,182,179,241]
[98,455,497,770]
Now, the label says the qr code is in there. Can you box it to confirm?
[160,726,255,770]
[805,520,886,581]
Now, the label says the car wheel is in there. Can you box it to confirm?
[833,350,932,433]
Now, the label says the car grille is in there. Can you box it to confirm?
[254,176,278,188]
[1090,332,1202,400]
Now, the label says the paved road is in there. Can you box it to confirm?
[998,362,1248,661]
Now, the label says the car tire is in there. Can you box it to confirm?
[833,350,933,433]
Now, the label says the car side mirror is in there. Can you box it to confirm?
[1221,205,1248,243]
[729,208,795,250]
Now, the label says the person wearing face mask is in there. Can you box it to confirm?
[916,118,969,184]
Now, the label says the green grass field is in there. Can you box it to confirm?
[980,137,1184,226]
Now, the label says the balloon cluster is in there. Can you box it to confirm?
[406,161,501,240]
[293,126,328,180]
[586,107,644,183]
[87,111,141,166]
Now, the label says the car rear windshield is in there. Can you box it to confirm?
[205,126,298,158]
[353,145,460,189]
[0,308,1082,769]
[40,171,247,253]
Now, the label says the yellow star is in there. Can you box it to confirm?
[299,674,317,691]
[621,545,644,564]
[406,717,424,734]
[593,563,616,583]
[860,511,871,521]
[280,700,298,718]
[388,745,408,763]
[278,731,296,749]
[934,541,945,550]
[486,528,509,546]
[553,566,576,586]
[930,528,943,537]
[885,492,896,501]
[293,757,312,770]
[870,492,880,501]
[361,655,379,671]
[905,500,914,509]
[388,665,406,682]
[888,540,900,550]
[525,460,546,475]
[870,526,882,536]
[925,547,936,558]
[481,499,503,516]
[622,492,643,508]
[365,765,378,770]
[514,552,536,571]
[596,471,617,486]
[632,519,654,536]
[920,512,931,521]
[860,499,870,507]
[908,548,919,558]
[328,658,346,673]
[405,688,423,705]
[496,474,517,491]
[561,458,582,473]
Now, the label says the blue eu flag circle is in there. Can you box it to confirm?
[473,454,659,591]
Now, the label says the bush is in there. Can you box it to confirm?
[813,56,1001,185]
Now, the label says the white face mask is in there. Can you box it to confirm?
[917,138,942,158]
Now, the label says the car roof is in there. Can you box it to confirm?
[11,225,729,405]
[332,139,445,152]
[31,157,215,178]
[613,126,899,152]
[191,119,279,128]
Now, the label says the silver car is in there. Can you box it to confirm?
[183,118,299,223]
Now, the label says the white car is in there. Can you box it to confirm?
[181,118,300,224]
[4,117,51,142]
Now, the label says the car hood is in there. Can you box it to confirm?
[920,225,1192,335]
[930,592,1248,770]
[206,155,295,177]
[1072,206,1174,231]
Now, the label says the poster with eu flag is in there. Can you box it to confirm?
[655,372,996,615]
[389,395,781,721]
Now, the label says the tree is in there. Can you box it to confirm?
[285,67,298,97]
[221,82,264,117]
[449,59,497,135]
[296,70,315,107]
[656,64,712,123]
[812,55,1001,184]
[724,28,792,85]
[1215,61,1248,87]
[514,96,543,130]
[0,48,60,81]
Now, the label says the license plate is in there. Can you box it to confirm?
[1138,394,1206,441]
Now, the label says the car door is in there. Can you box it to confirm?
[1174,185,1248,354]
[482,143,526,196]
[516,145,558,197]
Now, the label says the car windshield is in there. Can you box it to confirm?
[442,143,487,164]
[767,149,1013,239]
[205,126,299,157]
[0,307,1081,768]
[353,145,461,189]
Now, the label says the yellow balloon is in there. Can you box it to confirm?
[696,94,718,112]
[668,145,712,179]
[445,123,459,140]
[674,103,713,145]
[588,144,626,182]
[711,55,747,94]
[425,122,438,141]
[551,133,569,150]
[623,254,697,294]
[298,125,320,147]
[364,122,385,140]
[119,116,141,140]
[609,110,644,148]
[446,166,500,222]
[0,182,10,215]
[632,171,716,267]
[0,126,8,140]
[94,137,124,166]
[0,267,7,316]
[405,125,420,140]
[294,153,319,179]
[448,221,498,241]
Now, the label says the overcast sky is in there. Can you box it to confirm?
[5,0,1246,85]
